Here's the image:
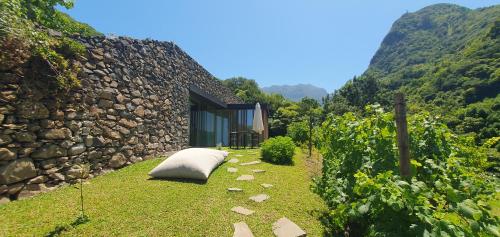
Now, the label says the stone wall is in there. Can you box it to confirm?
[0,35,242,203]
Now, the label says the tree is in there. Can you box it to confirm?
[287,121,309,145]
[222,77,301,137]
[222,77,264,104]
[298,97,322,156]
[269,102,300,136]
[23,0,74,23]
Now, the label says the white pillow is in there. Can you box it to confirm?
[149,148,226,180]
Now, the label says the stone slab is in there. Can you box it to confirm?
[227,167,238,173]
[0,158,37,185]
[261,183,273,188]
[233,222,254,237]
[231,206,255,216]
[240,161,261,166]
[252,169,265,173]
[249,194,270,203]
[272,217,306,237]
[228,188,243,192]
[235,154,244,157]
[0,196,10,205]
[228,158,239,163]
[236,175,254,181]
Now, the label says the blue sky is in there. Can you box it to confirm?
[61,0,499,92]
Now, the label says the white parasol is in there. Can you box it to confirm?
[252,103,264,134]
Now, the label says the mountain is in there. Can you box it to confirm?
[262,84,328,102]
[323,3,500,144]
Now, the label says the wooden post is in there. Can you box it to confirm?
[394,93,411,177]
[308,116,313,157]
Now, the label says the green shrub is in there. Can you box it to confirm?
[261,136,296,165]
[314,105,499,236]
[287,121,309,145]
[0,0,88,93]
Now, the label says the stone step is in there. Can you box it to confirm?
[228,158,239,163]
[252,169,265,173]
[231,206,255,216]
[249,194,270,203]
[272,217,306,237]
[240,161,261,166]
[236,175,254,181]
[227,167,238,173]
[233,222,254,237]
[261,183,273,188]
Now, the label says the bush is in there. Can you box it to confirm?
[314,105,499,236]
[287,121,309,145]
[1,0,94,93]
[261,136,296,165]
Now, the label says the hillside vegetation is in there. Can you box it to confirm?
[323,4,499,146]
[0,0,101,92]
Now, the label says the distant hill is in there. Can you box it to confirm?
[262,84,328,102]
[323,3,499,143]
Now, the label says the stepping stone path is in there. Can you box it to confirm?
[272,217,307,237]
[228,188,243,192]
[228,158,239,163]
[240,161,261,166]
[261,183,273,188]
[228,152,306,236]
[249,194,270,203]
[233,222,254,237]
[236,175,254,181]
[231,206,255,216]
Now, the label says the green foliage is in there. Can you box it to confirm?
[269,101,299,136]
[323,4,500,144]
[51,11,102,37]
[18,0,101,36]
[298,97,321,116]
[261,136,296,165]
[222,77,301,137]
[314,105,499,236]
[222,77,266,104]
[0,0,98,92]
[287,121,309,145]
[298,97,322,155]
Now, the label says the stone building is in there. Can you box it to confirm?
[0,35,268,203]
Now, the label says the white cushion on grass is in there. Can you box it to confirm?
[149,148,227,180]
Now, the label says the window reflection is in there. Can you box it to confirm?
[189,103,257,147]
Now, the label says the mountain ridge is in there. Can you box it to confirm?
[262,84,328,102]
[323,3,500,144]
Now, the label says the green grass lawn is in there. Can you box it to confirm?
[0,148,327,236]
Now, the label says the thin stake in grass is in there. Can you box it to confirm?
[76,164,90,223]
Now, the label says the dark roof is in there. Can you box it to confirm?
[189,85,227,108]
[189,85,268,111]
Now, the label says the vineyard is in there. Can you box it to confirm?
[314,104,499,236]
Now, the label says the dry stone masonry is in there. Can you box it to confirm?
[0,35,242,202]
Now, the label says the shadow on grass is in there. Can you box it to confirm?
[260,157,295,166]
[45,215,89,237]
[147,177,208,185]
[309,209,337,237]
[310,209,365,237]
